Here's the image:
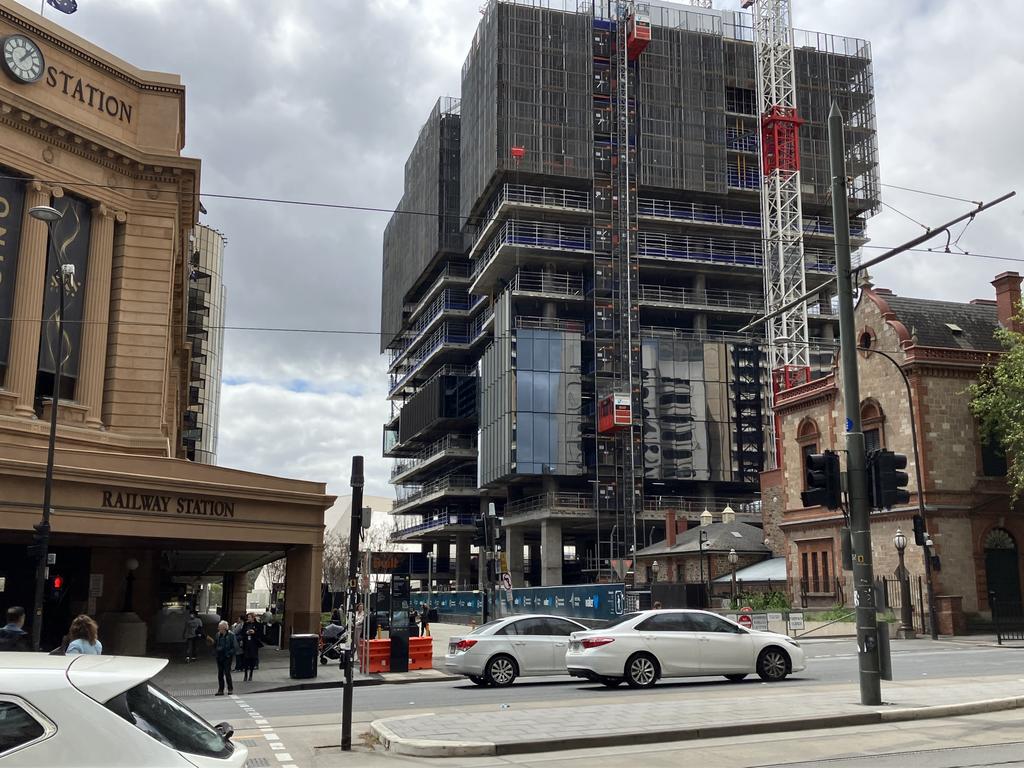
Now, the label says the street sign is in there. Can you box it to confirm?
[767,612,783,622]
[46,553,56,565]
[737,614,753,629]
[499,572,513,592]
[752,614,769,631]
[788,613,805,631]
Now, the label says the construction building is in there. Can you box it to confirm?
[380,0,878,588]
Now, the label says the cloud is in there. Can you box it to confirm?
[21,0,1022,511]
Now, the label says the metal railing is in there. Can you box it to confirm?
[392,474,478,510]
[473,220,593,278]
[471,307,494,342]
[515,316,586,334]
[470,183,592,255]
[388,325,472,396]
[642,496,762,520]
[388,290,473,370]
[505,492,594,517]
[725,126,758,152]
[638,285,764,312]
[510,270,585,297]
[637,197,865,238]
[390,435,477,480]
[392,513,478,539]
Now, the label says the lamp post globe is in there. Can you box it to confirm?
[728,548,738,604]
[651,559,660,583]
[893,528,914,638]
[893,528,907,552]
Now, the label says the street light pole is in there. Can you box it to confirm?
[892,529,914,638]
[728,548,739,606]
[698,529,708,608]
[27,204,67,653]
[427,551,434,609]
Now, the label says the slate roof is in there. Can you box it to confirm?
[635,521,771,558]
[712,556,786,584]
[879,294,1001,352]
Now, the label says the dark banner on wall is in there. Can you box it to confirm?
[0,175,26,372]
[39,194,91,379]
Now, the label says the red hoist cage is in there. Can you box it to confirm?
[598,394,633,434]
[626,13,651,61]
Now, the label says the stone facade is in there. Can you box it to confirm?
[763,276,1024,620]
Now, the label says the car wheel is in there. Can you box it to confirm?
[485,655,518,687]
[725,674,747,682]
[468,675,488,686]
[757,647,790,682]
[625,653,659,689]
[600,677,623,688]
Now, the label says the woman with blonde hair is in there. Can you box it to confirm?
[65,615,102,655]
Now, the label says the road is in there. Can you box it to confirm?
[189,638,1021,723]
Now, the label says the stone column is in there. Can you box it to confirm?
[77,205,120,428]
[505,526,525,587]
[528,543,541,585]
[284,543,323,647]
[541,519,563,586]
[435,542,451,587]
[691,273,708,333]
[455,534,472,590]
[225,572,248,626]
[6,182,54,416]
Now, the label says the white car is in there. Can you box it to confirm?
[0,653,246,767]
[566,609,805,688]
[446,614,589,686]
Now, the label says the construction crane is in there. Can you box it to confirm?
[741,0,810,464]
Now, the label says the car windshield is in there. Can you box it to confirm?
[469,619,506,635]
[595,612,642,630]
[105,681,233,759]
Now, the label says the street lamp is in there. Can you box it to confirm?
[426,551,435,609]
[651,559,660,584]
[728,548,739,605]
[698,529,709,608]
[892,528,915,639]
[28,203,74,652]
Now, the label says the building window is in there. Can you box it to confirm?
[861,400,885,453]
[981,435,1008,477]
[797,418,820,497]
[799,540,834,595]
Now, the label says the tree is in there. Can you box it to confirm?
[264,557,287,610]
[322,531,350,610]
[970,318,1024,497]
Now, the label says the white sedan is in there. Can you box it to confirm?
[0,653,246,767]
[446,614,589,686]
[566,609,805,688]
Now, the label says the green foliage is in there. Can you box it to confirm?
[969,317,1024,497]
[807,605,854,622]
[731,591,790,611]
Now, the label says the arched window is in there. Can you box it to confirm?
[797,419,820,495]
[984,528,1016,551]
[861,400,885,453]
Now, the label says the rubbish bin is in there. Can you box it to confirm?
[289,634,319,680]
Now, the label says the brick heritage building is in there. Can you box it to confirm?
[760,271,1024,621]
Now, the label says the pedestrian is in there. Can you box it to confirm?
[262,606,274,625]
[65,615,103,655]
[237,612,264,682]
[420,603,431,637]
[232,614,245,671]
[183,611,203,662]
[213,620,238,696]
[354,603,365,647]
[653,601,663,610]
[0,606,30,651]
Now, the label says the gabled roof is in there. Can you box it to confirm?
[635,521,770,558]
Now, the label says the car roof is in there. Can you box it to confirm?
[0,653,167,704]
[501,614,584,622]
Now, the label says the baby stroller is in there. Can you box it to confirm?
[319,628,346,665]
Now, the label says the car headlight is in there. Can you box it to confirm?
[785,637,801,648]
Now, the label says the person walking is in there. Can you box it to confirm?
[183,611,203,662]
[231,614,245,671]
[65,615,102,655]
[237,612,264,682]
[213,621,239,696]
[0,606,30,651]
[420,603,431,637]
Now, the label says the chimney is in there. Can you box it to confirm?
[721,505,736,524]
[665,510,677,548]
[700,508,713,527]
[992,271,1023,332]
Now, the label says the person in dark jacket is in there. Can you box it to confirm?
[213,621,239,696]
[237,613,264,682]
[0,606,30,651]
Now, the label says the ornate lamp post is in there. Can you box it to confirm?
[426,551,435,608]
[893,528,915,638]
[728,548,739,605]
[650,559,660,584]
[698,529,709,607]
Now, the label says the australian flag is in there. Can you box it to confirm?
[46,0,78,13]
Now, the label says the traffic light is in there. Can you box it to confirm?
[801,450,842,509]
[27,521,49,560]
[867,449,910,510]
[50,574,65,601]
[912,514,926,546]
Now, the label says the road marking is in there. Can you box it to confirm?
[264,733,279,740]
[275,754,293,762]
[269,743,285,750]
[254,718,269,725]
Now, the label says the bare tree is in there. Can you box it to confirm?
[264,557,287,610]
[361,514,400,554]
[322,531,350,610]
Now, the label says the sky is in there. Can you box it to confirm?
[21,0,1023,509]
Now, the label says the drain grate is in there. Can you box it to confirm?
[245,758,271,768]
[166,687,219,698]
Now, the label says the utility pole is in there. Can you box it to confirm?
[341,456,363,752]
[829,103,881,706]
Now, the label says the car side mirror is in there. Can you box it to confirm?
[214,722,234,740]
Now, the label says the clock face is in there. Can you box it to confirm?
[3,35,45,84]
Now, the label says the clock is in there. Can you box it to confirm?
[2,35,45,84]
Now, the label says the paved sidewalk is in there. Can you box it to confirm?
[371,675,1024,758]
[157,622,470,698]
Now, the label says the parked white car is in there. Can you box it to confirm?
[0,653,246,767]
[566,609,806,688]
[446,614,589,686]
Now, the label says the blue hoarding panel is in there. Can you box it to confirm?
[507,584,626,621]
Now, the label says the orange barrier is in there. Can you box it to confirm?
[359,639,390,673]
[408,636,433,671]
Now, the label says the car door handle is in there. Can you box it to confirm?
[513,641,526,646]
[554,642,567,647]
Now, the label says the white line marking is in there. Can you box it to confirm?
[275,754,293,762]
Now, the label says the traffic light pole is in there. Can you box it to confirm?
[341,456,363,752]
[830,103,882,706]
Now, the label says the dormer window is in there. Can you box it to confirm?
[945,323,964,334]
